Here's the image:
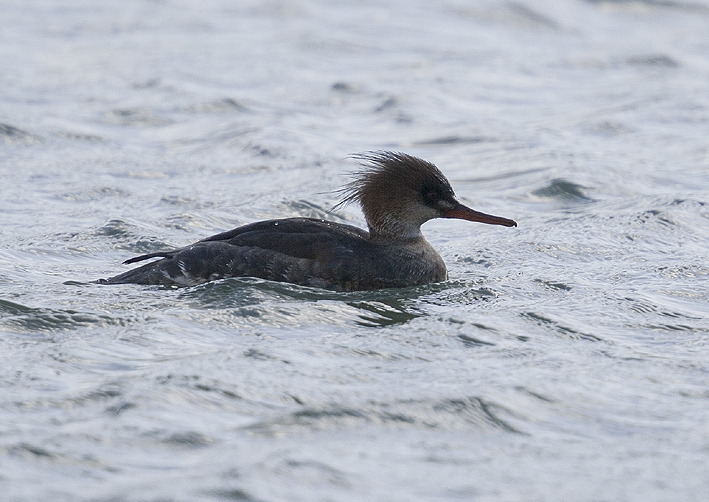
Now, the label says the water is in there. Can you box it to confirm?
[2,0,709,500]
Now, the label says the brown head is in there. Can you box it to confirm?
[336,151,517,240]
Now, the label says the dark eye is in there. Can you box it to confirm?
[423,190,440,204]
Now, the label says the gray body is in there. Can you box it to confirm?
[98,152,516,291]
[99,218,447,291]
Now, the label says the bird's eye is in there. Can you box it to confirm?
[424,190,439,203]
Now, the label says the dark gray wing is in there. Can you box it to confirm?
[101,218,374,288]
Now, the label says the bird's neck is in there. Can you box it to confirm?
[367,217,425,242]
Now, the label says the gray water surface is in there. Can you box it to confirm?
[2,1,709,501]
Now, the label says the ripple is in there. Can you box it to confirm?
[521,312,602,342]
[624,54,680,68]
[244,396,522,437]
[533,279,572,292]
[0,299,125,333]
[174,278,429,328]
[57,187,130,202]
[346,299,421,327]
[331,81,358,92]
[584,120,633,136]
[12,383,125,414]
[530,179,594,202]
[457,333,496,347]
[103,108,172,127]
[92,219,138,238]
[56,131,105,142]
[208,488,264,501]
[456,3,561,29]
[151,430,214,449]
[9,443,60,461]
[88,219,174,254]
[182,276,448,304]
[0,123,40,144]
[411,135,493,146]
[636,209,678,227]
[184,98,250,114]
[585,0,709,14]
[278,200,335,219]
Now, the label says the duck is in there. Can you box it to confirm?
[98,151,516,290]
